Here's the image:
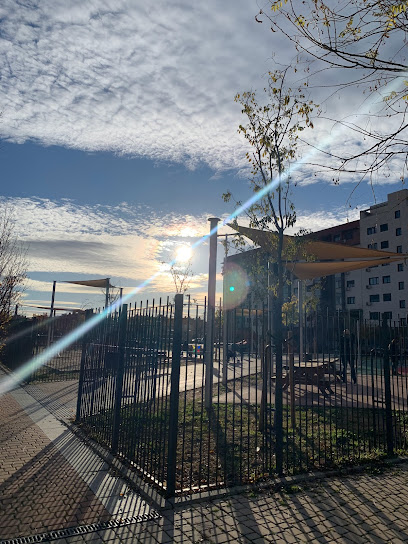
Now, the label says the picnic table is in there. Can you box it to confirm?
[281,359,341,397]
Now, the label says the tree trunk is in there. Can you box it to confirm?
[274,228,284,475]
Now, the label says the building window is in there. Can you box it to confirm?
[382,263,390,266]
[400,318,406,326]
[381,240,389,249]
[370,312,380,320]
[367,227,376,235]
[333,234,341,242]
[370,294,380,303]
[382,275,391,283]
[335,279,342,288]
[347,280,355,288]
[395,210,401,219]
[383,293,392,301]
[369,277,379,285]
[397,245,402,253]
[396,227,402,236]
[347,297,355,304]
[368,243,378,249]
[398,263,404,272]
[399,281,405,290]
[344,230,353,240]
[382,311,392,320]
[400,300,406,309]
[380,223,388,232]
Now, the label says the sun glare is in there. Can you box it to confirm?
[175,245,192,263]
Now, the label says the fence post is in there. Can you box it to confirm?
[166,293,183,498]
[111,304,128,454]
[382,316,394,455]
[75,309,93,423]
[288,331,296,429]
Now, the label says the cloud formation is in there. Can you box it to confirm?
[3,195,364,312]
[0,0,278,172]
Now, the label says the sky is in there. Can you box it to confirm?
[0,0,405,315]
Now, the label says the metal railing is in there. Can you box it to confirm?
[73,296,408,497]
[2,312,85,381]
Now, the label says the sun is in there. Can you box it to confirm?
[175,245,193,263]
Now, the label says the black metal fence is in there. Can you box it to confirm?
[2,312,85,381]
[74,295,408,498]
[4,296,408,496]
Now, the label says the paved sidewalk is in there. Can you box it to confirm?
[2,375,408,543]
[0,371,158,543]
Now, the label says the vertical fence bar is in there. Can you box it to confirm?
[166,293,183,498]
[382,316,394,455]
[75,309,93,422]
[205,217,220,409]
[111,304,128,454]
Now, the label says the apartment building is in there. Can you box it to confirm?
[224,189,408,322]
[344,189,408,323]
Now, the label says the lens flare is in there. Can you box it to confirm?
[223,262,249,310]
[1,73,406,397]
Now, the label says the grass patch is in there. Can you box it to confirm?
[79,385,408,495]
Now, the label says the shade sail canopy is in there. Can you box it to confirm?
[23,304,83,311]
[286,258,404,280]
[231,224,404,261]
[63,278,115,289]
[230,224,408,280]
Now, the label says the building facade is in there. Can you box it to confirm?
[224,189,408,323]
[344,189,408,323]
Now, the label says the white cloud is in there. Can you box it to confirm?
[1,1,405,186]
[0,0,276,172]
[5,193,377,311]
[3,196,221,304]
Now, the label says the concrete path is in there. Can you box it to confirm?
[0,370,158,543]
[2,373,408,543]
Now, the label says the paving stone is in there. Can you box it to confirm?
[4,376,408,544]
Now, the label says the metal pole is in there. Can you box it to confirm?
[47,280,56,347]
[111,304,128,453]
[119,287,123,314]
[205,217,220,410]
[75,309,93,423]
[166,293,184,498]
[341,272,346,314]
[382,315,394,455]
[267,260,271,338]
[222,255,228,385]
[49,281,56,318]
[298,279,303,363]
[105,278,110,309]
[288,330,295,429]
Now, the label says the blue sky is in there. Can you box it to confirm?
[0,0,404,314]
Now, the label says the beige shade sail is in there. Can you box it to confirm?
[230,223,408,280]
[230,224,406,261]
[23,304,83,311]
[285,258,404,280]
[63,278,115,289]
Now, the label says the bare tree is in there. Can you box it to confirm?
[0,205,28,332]
[170,258,193,294]
[225,68,316,472]
[258,1,408,182]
